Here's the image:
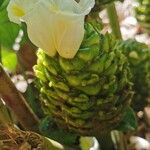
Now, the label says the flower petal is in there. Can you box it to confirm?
[7,0,38,24]
[7,0,95,58]
[79,0,95,14]
[55,15,84,58]
[48,0,81,14]
[23,2,57,57]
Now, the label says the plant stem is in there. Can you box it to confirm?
[97,132,115,150]
[118,132,128,150]
[106,3,122,40]
[0,64,39,132]
[112,131,128,150]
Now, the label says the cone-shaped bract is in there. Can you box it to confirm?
[116,39,150,111]
[136,0,150,34]
[34,24,133,136]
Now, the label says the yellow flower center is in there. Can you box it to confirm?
[12,4,25,17]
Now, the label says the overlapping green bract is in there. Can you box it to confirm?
[136,0,150,34]
[34,24,132,136]
[116,39,150,111]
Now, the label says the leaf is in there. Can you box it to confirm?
[2,48,17,71]
[0,0,9,9]
[0,0,4,7]
[116,107,137,131]
[24,82,44,118]
[0,0,20,49]
[39,116,78,146]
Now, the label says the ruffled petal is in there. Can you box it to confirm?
[7,0,95,58]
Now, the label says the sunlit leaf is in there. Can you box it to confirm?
[2,48,17,71]
[0,0,20,49]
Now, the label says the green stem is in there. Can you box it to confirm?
[97,132,115,150]
[106,3,122,40]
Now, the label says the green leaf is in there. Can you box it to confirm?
[2,48,17,71]
[0,0,8,9]
[39,116,78,146]
[0,0,20,49]
[24,82,44,118]
[0,1,3,7]
[116,107,137,131]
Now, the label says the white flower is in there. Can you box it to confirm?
[7,0,95,58]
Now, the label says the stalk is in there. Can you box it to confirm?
[0,64,39,132]
[118,132,128,150]
[112,131,128,150]
[97,133,115,150]
[106,2,122,40]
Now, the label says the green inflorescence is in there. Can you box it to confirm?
[34,24,133,136]
[116,39,150,111]
[136,0,150,34]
